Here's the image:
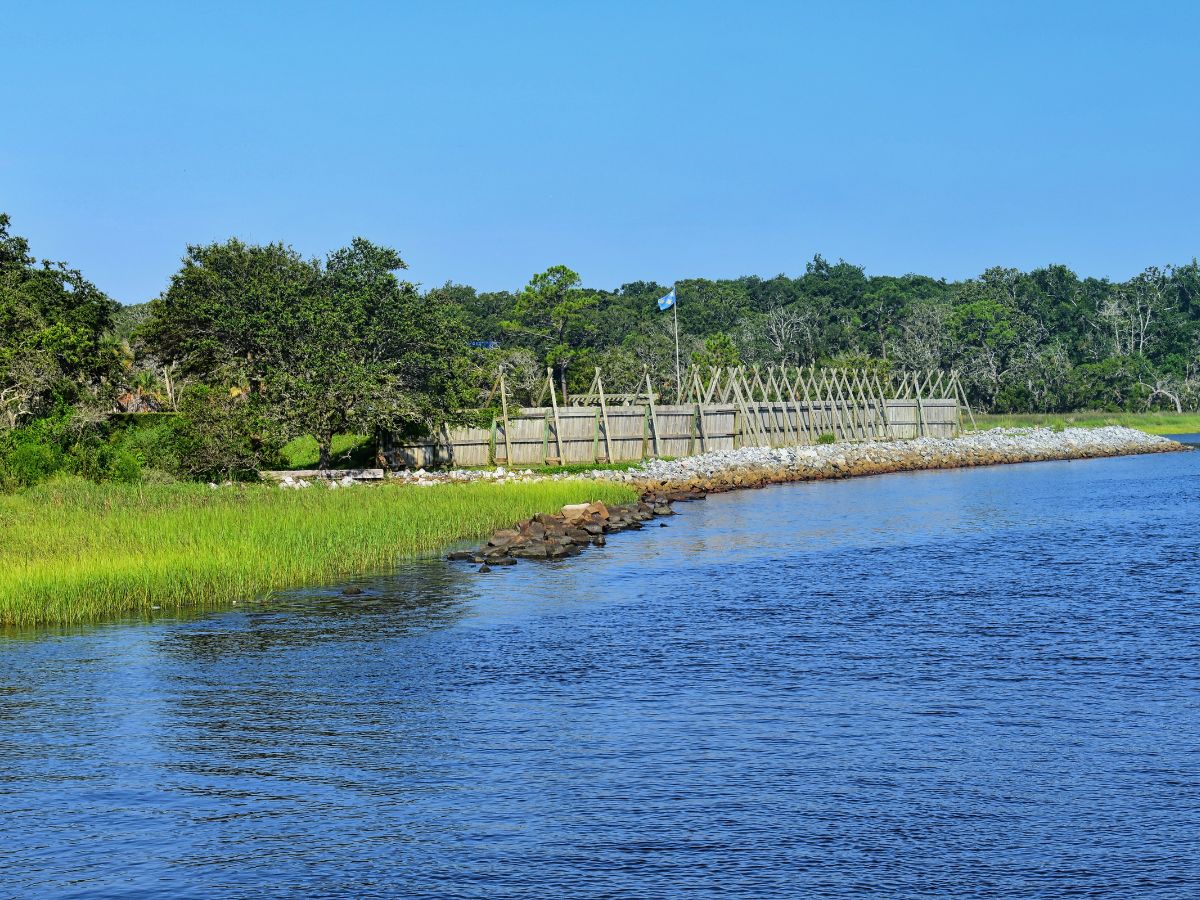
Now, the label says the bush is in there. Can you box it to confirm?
[107,450,144,483]
[173,386,278,481]
[112,417,183,475]
[816,433,837,445]
[1,441,62,488]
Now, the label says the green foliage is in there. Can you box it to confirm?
[10,203,1200,493]
[0,411,189,490]
[141,239,319,380]
[454,254,1200,415]
[502,265,598,382]
[691,332,741,370]
[2,441,61,488]
[816,433,837,445]
[0,214,118,430]
[145,236,476,468]
[172,386,278,481]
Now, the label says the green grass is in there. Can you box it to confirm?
[276,433,373,469]
[0,477,637,627]
[970,411,1200,436]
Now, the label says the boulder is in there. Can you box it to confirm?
[560,503,592,521]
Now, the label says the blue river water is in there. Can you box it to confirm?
[2,444,1199,899]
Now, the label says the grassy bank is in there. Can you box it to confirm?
[0,477,637,628]
[971,411,1200,436]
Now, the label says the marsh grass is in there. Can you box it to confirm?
[971,411,1200,436]
[0,477,636,627]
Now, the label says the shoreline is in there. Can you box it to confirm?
[450,427,1188,567]
[606,426,1188,496]
[5,428,1187,625]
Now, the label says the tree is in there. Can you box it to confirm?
[503,265,597,391]
[146,237,475,468]
[691,332,741,370]
[0,214,117,430]
[141,239,318,383]
[281,238,474,467]
[1096,266,1173,358]
[172,385,277,480]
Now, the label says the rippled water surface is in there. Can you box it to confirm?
[3,448,1199,898]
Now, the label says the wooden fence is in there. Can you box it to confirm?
[383,365,965,468]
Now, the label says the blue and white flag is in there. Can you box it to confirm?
[657,287,676,311]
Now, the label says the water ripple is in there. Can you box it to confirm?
[2,450,1199,898]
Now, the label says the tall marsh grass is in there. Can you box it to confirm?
[0,477,637,627]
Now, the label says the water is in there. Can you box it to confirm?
[3,447,1199,898]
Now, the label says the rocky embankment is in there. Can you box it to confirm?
[449,427,1184,569]
[448,495,695,570]
[603,426,1185,495]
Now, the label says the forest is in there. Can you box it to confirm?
[3,211,1199,488]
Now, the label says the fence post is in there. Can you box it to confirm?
[547,368,565,464]
[596,369,614,463]
[498,373,514,464]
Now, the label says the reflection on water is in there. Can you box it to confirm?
[2,450,1199,898]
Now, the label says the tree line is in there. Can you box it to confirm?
[440,256,1200,415]
[3,210,1199,486]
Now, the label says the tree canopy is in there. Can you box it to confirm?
[0,213,117,429]
[6,206,1200,491]
[143,236,475,466]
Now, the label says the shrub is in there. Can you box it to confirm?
[107,450,144,483]
[816,433,837,445]
[112,417,183,475]
[1,441,62,488]
[173,386,278,481]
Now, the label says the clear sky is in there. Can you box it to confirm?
[4,0,1199,303]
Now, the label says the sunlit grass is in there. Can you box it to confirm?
[971,411,1200,436]
[276,433,373,469]
[0,477,637,627]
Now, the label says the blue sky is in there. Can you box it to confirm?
[3,1,1199,302]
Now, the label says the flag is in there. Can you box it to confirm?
[657,287,676,311]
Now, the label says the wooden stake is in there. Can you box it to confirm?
[596,367,614,463]
[499,372,513,464]
[547,367,565,463]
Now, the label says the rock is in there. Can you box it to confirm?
[478,564,492,573]
[513,544,549,559]
[487,529,521,548]
[560,503,591,521]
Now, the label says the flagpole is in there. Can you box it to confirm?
[672,284,681,403]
